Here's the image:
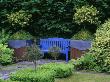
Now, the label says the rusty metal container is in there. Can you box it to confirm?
[70,40,91,59]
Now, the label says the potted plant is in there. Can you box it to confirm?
[49,46,60,60]
[70,29,92,59]
[8,30,33,48]
[8,30,34,61]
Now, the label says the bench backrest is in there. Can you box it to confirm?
[40,38,70,51]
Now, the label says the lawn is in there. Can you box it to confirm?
[56,72,110,82]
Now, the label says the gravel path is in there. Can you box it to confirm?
[0,59,65,80]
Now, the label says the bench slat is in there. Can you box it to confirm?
[40,38,70,62]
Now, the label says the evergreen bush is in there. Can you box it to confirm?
[10,30,33,40]
[70,19,110,72]
[10,69,55,82]
[0,44,13,65]
[74,5,100,25]
[71,29,93,40]
[39,63,74,78]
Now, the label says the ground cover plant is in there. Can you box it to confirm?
[0,79,18,82]
[39,63,74,78]
[3,71,110,82]
[10,68,55,82]
[10,63,74,82]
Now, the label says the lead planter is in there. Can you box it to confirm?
[8,40,26,48]
[70,40,91,59]
[8,40,33,61]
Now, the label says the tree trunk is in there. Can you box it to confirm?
[33,60,37,72]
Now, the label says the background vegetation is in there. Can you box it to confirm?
[1,0,110,38]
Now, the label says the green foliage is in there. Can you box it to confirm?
[10,63,74,82]
[0,0,110,39]
[66,0,88,8]
[10,30,33,40]
[90,19,110,72]
[71,29,93,40]
[0,0,110,38]
[26,40,42,71]
[0,29,10,44]
[0,44,13,65]
[10,68,55,82]
[7,10,32,27]
[74,5,100,25]
[72,19,110,72]
[0,0,102,38]
[39,63,74,78]
[0,79,18,82]
[69,54,96,70]
[37,20,72,37]
[49,46,60,60]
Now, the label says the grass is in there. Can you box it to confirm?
[56,72,110,82]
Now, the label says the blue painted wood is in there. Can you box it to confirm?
[40,38,70,62]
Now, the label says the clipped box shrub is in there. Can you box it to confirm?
[0,79,18,82]
[10,63,74,82]
[10,30,33,40]
[71,29,93,40]
[39,63,74,78]
[10,68,55,82]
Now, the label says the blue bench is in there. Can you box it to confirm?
[40,38,70,62]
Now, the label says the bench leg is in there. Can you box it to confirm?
[66,52,68,62]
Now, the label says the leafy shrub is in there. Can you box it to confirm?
[39,63,74,78]
[49,46,60,60]
[0,44,13,65]
[72,19,110,72]
[69,54,96,70]
[10,68,55,82]
[0,79,18,82]
[10,63,74,82]
[71,29,93,40]
[89,19,110,72]
[74,5,100,25]
[0,29,10,44]
[10,30,33,40]
[7,10,32,27]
